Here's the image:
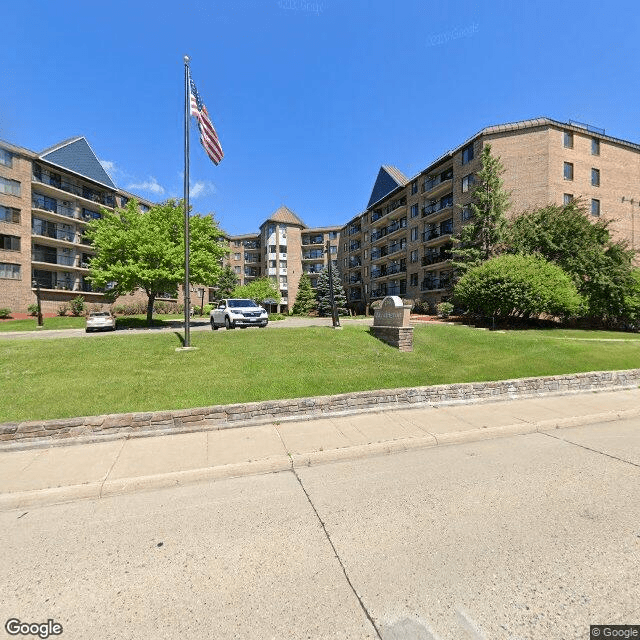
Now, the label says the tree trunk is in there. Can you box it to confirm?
[146,294,155,326]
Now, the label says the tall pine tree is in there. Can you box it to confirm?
[292,273,317,315]
[315,265,347,317]
[451,144,510,276]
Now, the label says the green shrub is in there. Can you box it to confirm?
[57,304,69,317]
[27,303,39,316]
[412,300,431,315]
[203,303,214,315]
[70,295,86,316]
[436,302,454,318]
[0,308,11,319]
[453,254,584,320]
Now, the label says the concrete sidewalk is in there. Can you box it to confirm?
[1,387,639,511]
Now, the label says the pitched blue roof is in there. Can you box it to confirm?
[367,165,408,209]
[39,137,116,189]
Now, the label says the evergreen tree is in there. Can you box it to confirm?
[315,265,347,317]
[292,273,317,315]
[212,265,238,298]
[451,144,510,276]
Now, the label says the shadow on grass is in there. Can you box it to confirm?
[174,331,185,347]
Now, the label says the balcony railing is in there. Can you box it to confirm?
[303,251,324,260]
[302,236,324,245]
[422,222,454,242]
[421,171,453,194]
[387,284,407,296]
[371,288,388,298]
[422,249,452,266]
[348,257,362,268]
[386,263,405,275]
[32,194,76,219]
[386,218,407,235]
[349,274,362,284]
[348,225,361,236]
[32,254,76,267]
[31,225,75,243]
[303,265,324,274]
[371,247,388,260]
[388,242,405,255]
[349,241,361,251]
[372,267,387,279]
[422,195,454,218]
[243,241,259,249]
[421,277,452,291]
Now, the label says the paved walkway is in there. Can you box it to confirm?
[1,387,638,511]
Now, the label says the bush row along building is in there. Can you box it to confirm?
[2,117,639,314]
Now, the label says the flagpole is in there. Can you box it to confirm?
[183,55,192,348]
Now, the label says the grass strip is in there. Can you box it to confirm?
[2,324,639,422]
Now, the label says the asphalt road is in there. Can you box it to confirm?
[1,418,638,640]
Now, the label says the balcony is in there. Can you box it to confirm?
[422,194,454,219]
[421,170,453,197]
[349,241,361,252]
[348,225,361,236]
[386,263,405,275]
[370,228,387,242]
[422,247,452,266]
[349,291,362,301]
[302,235,324,246]
[371,287,388,298]
[32,193,77,220]
[303,265,324,274]
[31,224,75,243]
[387,241,406,255]
[370,246,388,261]
[243,241,260,249]
[372,266,387,279]
[303,250,324,260]
[422,220,454,243]
[386,218,407,237]
[387,283,407,296]
[348,257,362,268]
[348,273,362,284]
[421,277,452,291]
[32,166,115,207]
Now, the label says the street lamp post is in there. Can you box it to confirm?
[325,240,340,329]
[31,279,43,327]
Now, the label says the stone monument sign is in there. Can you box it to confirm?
[371,296,413,351]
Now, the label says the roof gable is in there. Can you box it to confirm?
[263,205,307,227]
[39,137,116,189]
[367,165,408,209]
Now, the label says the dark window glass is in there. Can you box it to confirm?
[591,168,600,187]
[564,162,573,180]
[461,143,474,164]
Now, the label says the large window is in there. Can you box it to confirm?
[0,262,20,279]
[0,206,20,224]
[0,148,13,168]
[461,143,474,165]
[563,162,574,181]
[591,168,600,187]
[410,226,418,241]
[0,176,20,197]
[0,234,20,251]
[563,193,573,205]
[410,203,419,218]
[591,199,600,217]
[591,138,600,156]
[462,174,475,193]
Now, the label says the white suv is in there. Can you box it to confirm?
[210,299,269,330]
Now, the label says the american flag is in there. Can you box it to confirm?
[189,75,224,165]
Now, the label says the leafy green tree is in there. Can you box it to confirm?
[233,277,281,305]
[508,200,636,323]
[291,273,317,315]
[623,269,640,327]
[315,265,347,317]
[211,265,238,299]
[86,198,226,325]
[451,144,510,275]
[453,254,583,321]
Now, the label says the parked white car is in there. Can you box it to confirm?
[85,311,116,332]
[210,299,269,330]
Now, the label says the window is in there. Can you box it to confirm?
[279,245,287,253]
[410,203,419,218]
[269,260,276,268]
[268,244,276,253]
[0,148,13,168]
[329,230,338,239]
[234,253,241,261]
[563,162,573,181]
[0,206,20,224]
[461,205,473,221]
[0,234,20,251]
[462,174,475,193]
[591,199,600,217]
[330,246,337,254]
[410,273,418,287]
[120,195,129,207]
[280,260,287,270]
[0,176,20,197]
[410,226,418,241]
[0,262,20,279]
[461,143,474,164]
[563,194,573,205]
[234,266,241,274]
[563,131,573,148]
[410,249,418,263]
[592,138,600,156]
[279,276,287,285]
[591,168,600,187]
[411,181,418,195]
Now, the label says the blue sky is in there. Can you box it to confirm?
[2,0,639,234]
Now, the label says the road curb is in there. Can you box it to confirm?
[2,408,637,512]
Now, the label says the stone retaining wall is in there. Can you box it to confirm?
[370,326,414,351]
[2,369,639,447]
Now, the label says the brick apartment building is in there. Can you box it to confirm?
[2,117,638,316]
[338,117,640,313]
[0,137,155,315]
[224,206,341,312]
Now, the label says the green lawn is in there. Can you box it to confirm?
[1,324,639,422]
[0,314,188,332]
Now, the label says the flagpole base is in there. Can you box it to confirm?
[175,346,198,352]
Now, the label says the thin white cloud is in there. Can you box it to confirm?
[190,180,217,198]
[127,177,166,195]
